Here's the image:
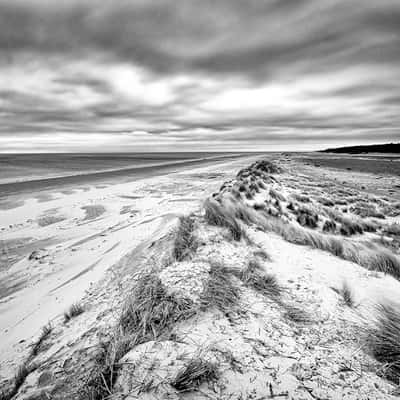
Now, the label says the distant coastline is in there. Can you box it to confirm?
[321,143,400,154]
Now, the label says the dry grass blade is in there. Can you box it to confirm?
[171,358,218,392]
[173,215,198,261]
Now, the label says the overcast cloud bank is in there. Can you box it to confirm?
[0,0,399,151]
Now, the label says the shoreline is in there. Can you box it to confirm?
[0,153,250,200]
[0,153,251,186]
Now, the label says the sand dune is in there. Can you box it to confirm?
[1,154,400,399]
[0,155,257,385]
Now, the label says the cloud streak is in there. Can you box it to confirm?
[0,0,399,151]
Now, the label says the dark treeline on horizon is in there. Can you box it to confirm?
[321,143,400,154]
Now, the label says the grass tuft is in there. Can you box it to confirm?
[237,160,280,179]
[171,358,218,392]
[0,363,37,400]
[204,198,244,241]
[30,323,53,357]
[350,202,385,219]
[340,282,354,307]
[173,215,198,261]
[364,302,400,383]
[85,271,198,399]
[253,160,281,174]
[119,272,196,341]
[200,263,242,317]
[14,365,31,393]
[340,218,364,236]
[82,333,135,399]
[238,183,247,192]
[322,220,337,233]
[296,211,318,229]
[64,302,84,323]
[235,260,281,299]
[367,249,400,280]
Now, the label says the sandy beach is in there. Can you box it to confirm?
[0,154,259,381]
[1,153,400,399]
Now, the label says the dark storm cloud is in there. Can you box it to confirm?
[0,0,399,151]
[1,0,400,77]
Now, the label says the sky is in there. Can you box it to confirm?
[0,0,399,152]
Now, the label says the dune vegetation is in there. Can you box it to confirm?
[4,156,400,400]
[81,158,400,398]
